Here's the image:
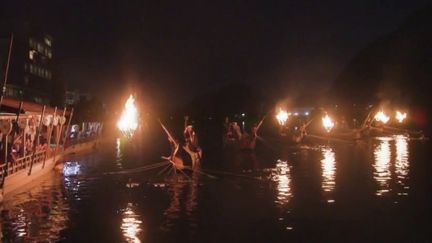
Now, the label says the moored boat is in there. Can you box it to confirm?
[0,97,102,201]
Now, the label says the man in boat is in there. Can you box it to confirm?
[238,116,265,150]
[183,116,202,167]
[291,121,308,144]
[239,123,258,150]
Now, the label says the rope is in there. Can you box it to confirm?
[104,161,170,175]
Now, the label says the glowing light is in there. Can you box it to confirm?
[63,161,80,176]
[117,95,139,137]
[395,111,407,123]
[322,114,335,133]
[374,111,390,124]
[373,138,391,196]
[276,109,289,126]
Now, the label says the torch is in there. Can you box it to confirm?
[322,114,335,133]
[117,95,139,138]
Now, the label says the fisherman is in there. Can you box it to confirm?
[230,122,242,141]
[239,116,265,150]
[183,116,202,167]
[223,117,230,137]
[291,121,308,143]
[239,123,258,150]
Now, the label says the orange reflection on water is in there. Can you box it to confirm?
[272,159,292,206]
[121,203,143,243]
[1,174,69,242]
[374,138,392,196]
[321,147,336,198]
[162,172,199,232]
[116,138,123,169]
[395,135,410,196]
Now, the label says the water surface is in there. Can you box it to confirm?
[1,134,431,242]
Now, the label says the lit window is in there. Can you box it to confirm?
[44,37,52,46]
[48,51,52,59]
[29,50,36,60]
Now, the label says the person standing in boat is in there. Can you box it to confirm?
[239,123,258,150]
[183,116,202,167]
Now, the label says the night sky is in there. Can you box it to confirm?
[1,0,430,107]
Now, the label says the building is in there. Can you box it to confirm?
[65,90,92,106]
[0,33,54,105]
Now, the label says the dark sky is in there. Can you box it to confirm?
[1,0,430,107]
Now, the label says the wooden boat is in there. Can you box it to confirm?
[0,98,102,201]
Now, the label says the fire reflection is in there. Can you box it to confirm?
[0,177,69,242]
[321,147,336,202]
[121,203,143,243]
[395,135,409,196]
[116,138,123,169]
[373,138,392,196]
[272,159,292,206]
[161,171,199,232]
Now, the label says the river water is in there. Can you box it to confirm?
[1,134,431,242]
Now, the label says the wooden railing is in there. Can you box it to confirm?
[0,150,47,181]
[0,135,100,186]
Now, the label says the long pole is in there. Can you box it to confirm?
[28,105,46,175]
[53,108,67,163]
[0,34,14,108]
[11,101,23,155]
[0,131,10,188]
[0,34,14,189]
[62,108,74,148]
[42,107,56,168]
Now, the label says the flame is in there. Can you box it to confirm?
[117,95,139,137]
[322,114,334,133]
[395,111,407,123]
[276,109,289,126]
[374,111,390,124]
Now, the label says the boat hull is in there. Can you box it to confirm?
[0,139,99,200]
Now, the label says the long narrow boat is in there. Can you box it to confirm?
[0,97,102,201]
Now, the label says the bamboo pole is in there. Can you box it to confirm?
[62,108,74,148]
[28,106,45,176]
[42,107,57,168]
[0,34,14,188]
[0,133,10,188]
[11,101,23,156]
[0,34,14,108]
[53,108,67,163]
